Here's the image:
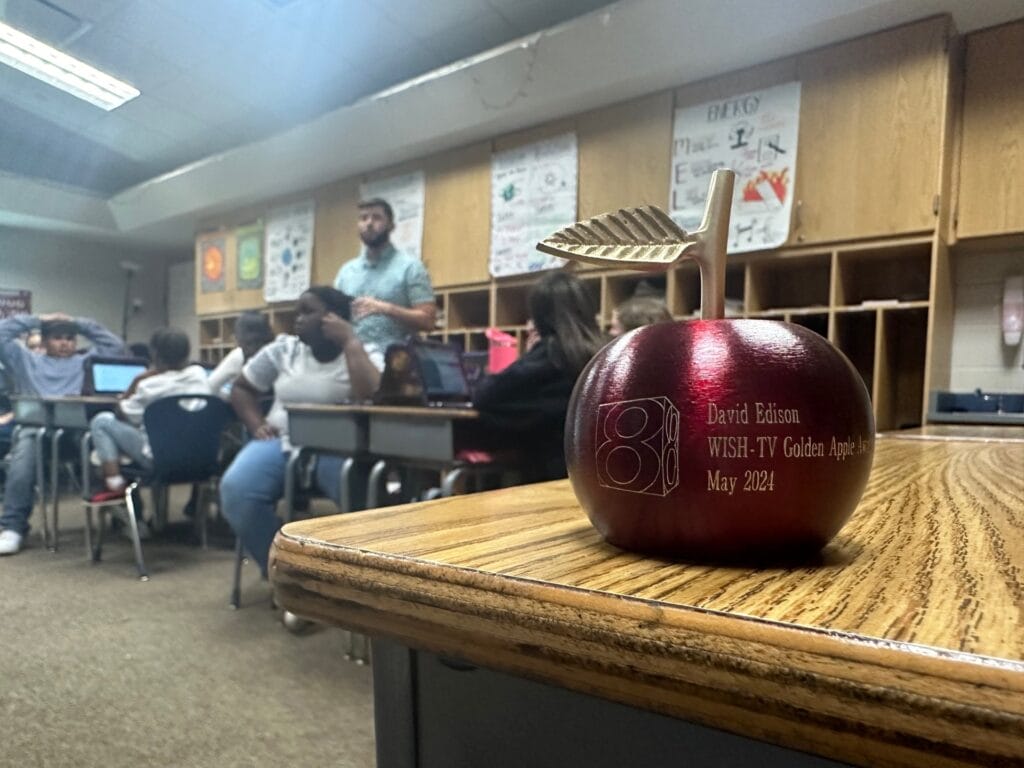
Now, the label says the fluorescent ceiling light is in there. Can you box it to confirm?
[0,21,139,110]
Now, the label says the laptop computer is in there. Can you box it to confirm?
[82,356,149,396]
[413,340,474,407]
[374,339,474,408]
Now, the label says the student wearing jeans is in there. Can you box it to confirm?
[0,312,124,556]
[88,328,211,516]
[220,287,382,576]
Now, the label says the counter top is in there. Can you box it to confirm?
[271,435,1024,767]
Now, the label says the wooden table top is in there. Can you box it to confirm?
[271,436,1024,767]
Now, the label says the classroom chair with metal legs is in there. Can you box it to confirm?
[83,395,233,580]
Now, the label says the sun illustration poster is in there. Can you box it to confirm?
[670,81,801,253]
[197,232,227,293]
[236,223,264,290]
[264,201,314,303]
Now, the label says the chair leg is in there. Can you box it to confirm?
[50,427,64,551]
[195,483,208,550]
[441,467,466,497]
[366,459,388,509]
[123,483,149,581]
[229,537,244,609]
[83,504,94,560]
[92,507,106,563]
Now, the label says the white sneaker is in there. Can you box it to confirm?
[0,529,24,556]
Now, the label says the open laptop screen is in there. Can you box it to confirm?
[89,360,148,395]
[413,341,472,404]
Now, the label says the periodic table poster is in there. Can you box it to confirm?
[669,81,801,253]
[360,171,425,261]
[264,200,314,303]
[490,132,577,278]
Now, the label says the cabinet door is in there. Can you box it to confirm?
[422,143,492,288]
[794,17,948,243]
[956,20,1024,238]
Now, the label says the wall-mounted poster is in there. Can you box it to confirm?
[264,201,314,303]
[0,288,31,318]
[235,222,264,290]
[359,171,425,260]
[669,81,801,253]
[197,232,227,293]
[490,132,577,278]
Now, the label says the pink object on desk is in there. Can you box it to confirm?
[485,327,518,373]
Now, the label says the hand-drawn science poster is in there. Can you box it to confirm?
[490,132,577,278]
[235,222,264,291]
[264,201,314,303]
[670,81,801,253]
[197,232,226,294]
[360,171,425,261]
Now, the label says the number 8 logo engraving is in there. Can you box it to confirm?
[595,397,680,496]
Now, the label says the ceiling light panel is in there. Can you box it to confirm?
[0,20,139,110]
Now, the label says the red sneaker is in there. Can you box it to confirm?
[89,487,127,503]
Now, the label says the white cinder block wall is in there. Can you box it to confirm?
[949,251,1024,392]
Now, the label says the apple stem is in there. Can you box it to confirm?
[691,169,735,321]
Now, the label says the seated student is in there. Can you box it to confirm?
[127,342,151,364]
[609,296,673,337]
[0,312,124,555]
[471,271,605,483]
[220,286,383,576]
[208,311,275,398]
[88,328,212,508]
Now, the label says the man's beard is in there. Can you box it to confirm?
[361,230,390,249]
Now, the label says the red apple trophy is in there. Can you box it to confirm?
[537,169,875,561]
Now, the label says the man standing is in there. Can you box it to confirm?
[333,198,436,349]
[0,312,124,555]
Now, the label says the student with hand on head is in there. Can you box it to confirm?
[88,328,211,509]
[220,286,384,576]
[471,271,606,483]
[0,312,124,555]
[207,311,275,398]
[333,198,436,349]
[609,296,673,337]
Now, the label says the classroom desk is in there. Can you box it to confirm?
[285,404,369,514]
[10,395,117,549]
[270,435,1024,768]
[364,405,480,505]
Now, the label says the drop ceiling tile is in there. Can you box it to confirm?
[151,74,251,125]
[67,27,184,91]
[491,0,613,36]
[115,97,210,140]
[420,11,518,66]
[0,65,106,129]
[375,0,501,40]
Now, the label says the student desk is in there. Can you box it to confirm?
[270,434,1024,768]
[11,395,116,549]
[284,404,482,510]
[285,404,369,514]
[363,405,481,505]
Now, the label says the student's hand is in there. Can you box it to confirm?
[321,312,357,346]
[351,296,389,320]
[38,312,73,323]
[253,421,279,440]
[525,319,541,352]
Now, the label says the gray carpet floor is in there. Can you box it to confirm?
[0,493,376,768]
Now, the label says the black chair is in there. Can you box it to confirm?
[83,395,233,580]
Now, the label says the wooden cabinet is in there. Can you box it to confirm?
[793,17,949,244]
[428,236,933,431]
[956,20,1024,238]
[197,305,296,364]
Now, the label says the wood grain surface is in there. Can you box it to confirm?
[271,436,1024,767]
